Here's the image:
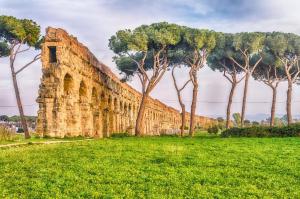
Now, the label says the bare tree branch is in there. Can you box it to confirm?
[126,51,150,82]
[15,53,41,75]
[179,79,191,91]
[16,46,31,54]
[223,69,234,83]
[171,66,180,92]
[229,56,246,71]
[250,55,262,74]
[236,75,246,84]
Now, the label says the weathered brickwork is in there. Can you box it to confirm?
[36,27,216,137]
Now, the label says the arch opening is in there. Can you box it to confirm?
[64,73,73,94]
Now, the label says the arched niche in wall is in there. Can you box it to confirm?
[79,80,89,136]
[63,73,75,136]
[63,73,74,95]
[91,87,101,137]
[79,81,88,101]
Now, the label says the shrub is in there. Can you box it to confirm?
[221,124,300,138]
[195,125,202,131]
[0,125,16,141]
[160,133,179,137]
[252,121,260,126]
[217,123,225,131]
[207,125,219,134]
[31,132,42,138]
[17,127,24,133]
[111,132,131,138]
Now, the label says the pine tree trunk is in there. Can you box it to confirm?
[180,104,186,137]
[175,86,186,136]
[270,86,277,127]
[226,82,237,129]
[135,92,148,136]
[189,79,198,137]
[241,72,250,127]
[171,67,188,137]
[10,59,30,139]
[286,80,293,125]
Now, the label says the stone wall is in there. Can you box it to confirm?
[36,27,216,138]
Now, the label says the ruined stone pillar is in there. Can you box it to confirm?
[102,108,109,137]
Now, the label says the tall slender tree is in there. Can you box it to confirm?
[0,15,42,138]
[265,32,300,125]
[171,64,191,136]
[208,33,244,129]
[181,28,216,136]
[228,32,265,127]
[109,22,181,136]
[252,52,286,126]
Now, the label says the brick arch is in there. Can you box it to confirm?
[100,91,106,108]
[119,101,123,112]
[91,87,101,137]
[100,91,105,99]
[63,73,74,95]
[108,95,113,111]
[91,87,99,105]
[79,81,88,99]
[122,102,128,132]
[108,95,114,135]
[128,103,132,119]
[113,97,118,133]
[124,102,128,114]
[100,92,110,138]
[79,80,91,136]
[62,73,77,136]
[113,97,118,111]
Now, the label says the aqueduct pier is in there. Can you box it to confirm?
[36,27,216,137]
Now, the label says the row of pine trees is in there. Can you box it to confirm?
[110,23,300,136]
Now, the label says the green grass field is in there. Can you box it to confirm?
[0,135,300,198]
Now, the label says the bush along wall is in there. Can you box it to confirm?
[221,124,300,138]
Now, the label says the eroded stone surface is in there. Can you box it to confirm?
[36,27,216,137]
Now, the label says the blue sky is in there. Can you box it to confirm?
[1,0,300,120]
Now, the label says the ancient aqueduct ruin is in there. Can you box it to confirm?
[36,27,216,138]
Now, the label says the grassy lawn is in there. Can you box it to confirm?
[0,135,299,198]
[0,134,87,145]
